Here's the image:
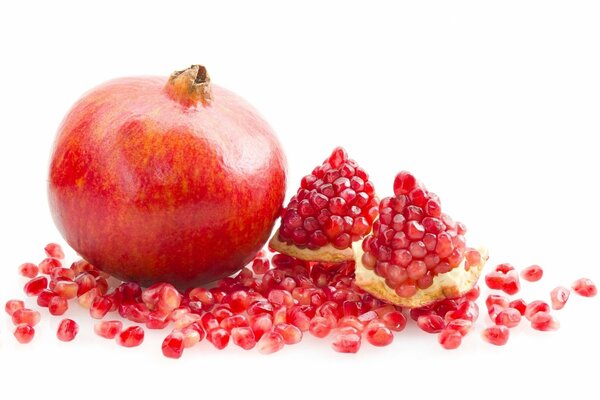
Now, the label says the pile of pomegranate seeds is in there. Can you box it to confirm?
[360,171,482,297]
[3,242,597,356]
[277,147,379,249]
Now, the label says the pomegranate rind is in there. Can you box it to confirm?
[269,229,354,262]
[354,242,488,308]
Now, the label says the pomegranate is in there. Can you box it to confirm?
[48,65,286,287]
[269,147,378,262]
[354,171,487,308]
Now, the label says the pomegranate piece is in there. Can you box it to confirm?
[364,323,394,347]
[94,320,123,339]
[207,328,230,350]
[525,300,550,321]
[5,299,25,316]
[116,326,145,347]
[12,308,41,326]
[495,308,522,328]
[231,327,257,350]
[571,278,597,297]
[18,262,39,278]
[550,286,570,310]
[162,332,185,359]
[417,314,446,333]
[381,311,407,332]
[14,324,35,344]
[520,265,543,282]
[24,276,48,297]
[257,331,285,355]
[481,325,510,346]
[274,323,303,345]
[530,312,560,331]
[57,319,79,342]
[438,329,462,349]
[509,298,527,315]
[48,296,69,316]
[44,243,65,259]
[331,327,362,353]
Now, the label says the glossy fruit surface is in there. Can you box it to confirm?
[48,65,286,287]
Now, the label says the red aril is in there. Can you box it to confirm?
[94,320,123,339]
[550,286,570,310]
[45,243,65,259]
[37,290,56,307]
[14,324,35,344]
[364,323,394,346]
[90,296,113,319]
[162,332,185,359]
[231,327,257,350]
[501,271,520,295]
[5,299,25,316]
[57,319,79,342]
[54,280,78,299]
[509,298,527,315]
[438,329,462,349]
[274,323,303,345]
[446,319,472,336]
[530,312,560,331]
[116,326,145,347]
[520,265,543,282]
[571,278,597,297]
[495,308,522,328]
[39,258,62,274]
[417,314,446,333]
[381,311,407,332]
[481,325,510,346]
[486,294,509,310]
[24,276,48,296]
[485,272,505,290]
[12,308,41,326]
[48,296,69,316]
[332,327,362,353]
[525,300,550,321]
[309,316,332,338]
[49,65,286,287]
[18,263,39,278]
[257,331,285,355]
[207,328,230,350]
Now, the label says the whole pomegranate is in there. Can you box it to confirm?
[48,65,287,287]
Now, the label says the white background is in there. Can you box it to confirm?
[1,1,599,398]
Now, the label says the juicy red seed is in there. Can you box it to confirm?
[395,283,417,298]
[486,294,509,310]
[530,312,560,331]
[364,323,394,347]
[44,243,65,259]
[274,323,303,345]
[94,320,123,339]
[220,315,250,331]
[257,331,285,355]
[550,286,570,310]
[14,324,35,344]
[520,265,543,282]
[116,326,145,347]
[24,276,48,296]
[525,300,550,321]
[5,299,25,316]
[252,257,270,275]
[464,249,482,270]
[12,308,41,326]
[54,280,78,299]
[495,308,522,328]
[438,329,462,350]
[481,325,510,346]
[268,289,295,307]
[309,316,332,338]
[487,305,504,321]
[405,221,425,240]
[381,311,407,332]
[90,296,113,319]
[465,285,481,301]
[495,263,515,273]
[393,171,417,196]
[231,327,257,350]
[332,327,362,353]
[48,296,68,316]
[446,319,472,336]
[57,319,79,342]
[37,290,57,307]
[75,273,97,296]
[445,301,479,322]
[485,272,505,290]
[509,299,527,315]
[207,328,230,350]
[78,288,100,309]
[417,314,446,333]
[39,258,62,274]
[501,271,521,295]
[18,263,39,278]
[162,332,185,359]
[572,278,597,297]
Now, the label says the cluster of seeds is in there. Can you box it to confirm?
[278,147,379,249]
[360,171,482,297]
[5,243,596,355]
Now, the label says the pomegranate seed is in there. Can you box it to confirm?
[172,313,201,330]
[75,273,97,296]
[487,304,504,321]
[5,299,25,316]
[24,276,48,296]
[520,265,543,282]
[417,314,446,333]
[332,327,362,353]
[188,287,215,309]
[268,289,295,307]
[257,331,285,355]
[231,327,257,350]
[364,323,394,347]
[464,285,481,301]
[394,171,417,196]
[90,296,113,319]
[182,323,204,347]
[200,312,220,332]
[51,268,76,281]
[486,294,509,310]
[156,285,183,314]
[446,319,473,336]
[220,315,249,331]
[247,300,274,316]
[530,312,560,331]
[250,314,273,340]
[12,308,41,326]
[44,243,65,259]
[252,257,270,275]
[484,271,505,290]
[54,280,78,299]
[78,287,99,309]
[40,290,58,308]
[213,305,234,322]
[525,300,550,321]
[509,298,527,315]
[274,323,303,344]
[94,320,123,339]
[309,316,332,338]
[57,319,79,342]
[146,312,170,329]
[381,311,407,332]
[481,325,510,346]
[39,257,62,274]
[501,271,520,295]
[14,323,35,344]
[438,329,462,349]
[162,332,185,359]
[116,326,145,347]
[572,278,597,297]
[48,296,69,315]
[495,308,522,328]
[550,286,570,310]
[207,328,230,350]
[495,263,515,273]
[445,301,479,322]
[18,262,39,278]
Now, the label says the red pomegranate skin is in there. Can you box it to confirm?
[48,68,286,287]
